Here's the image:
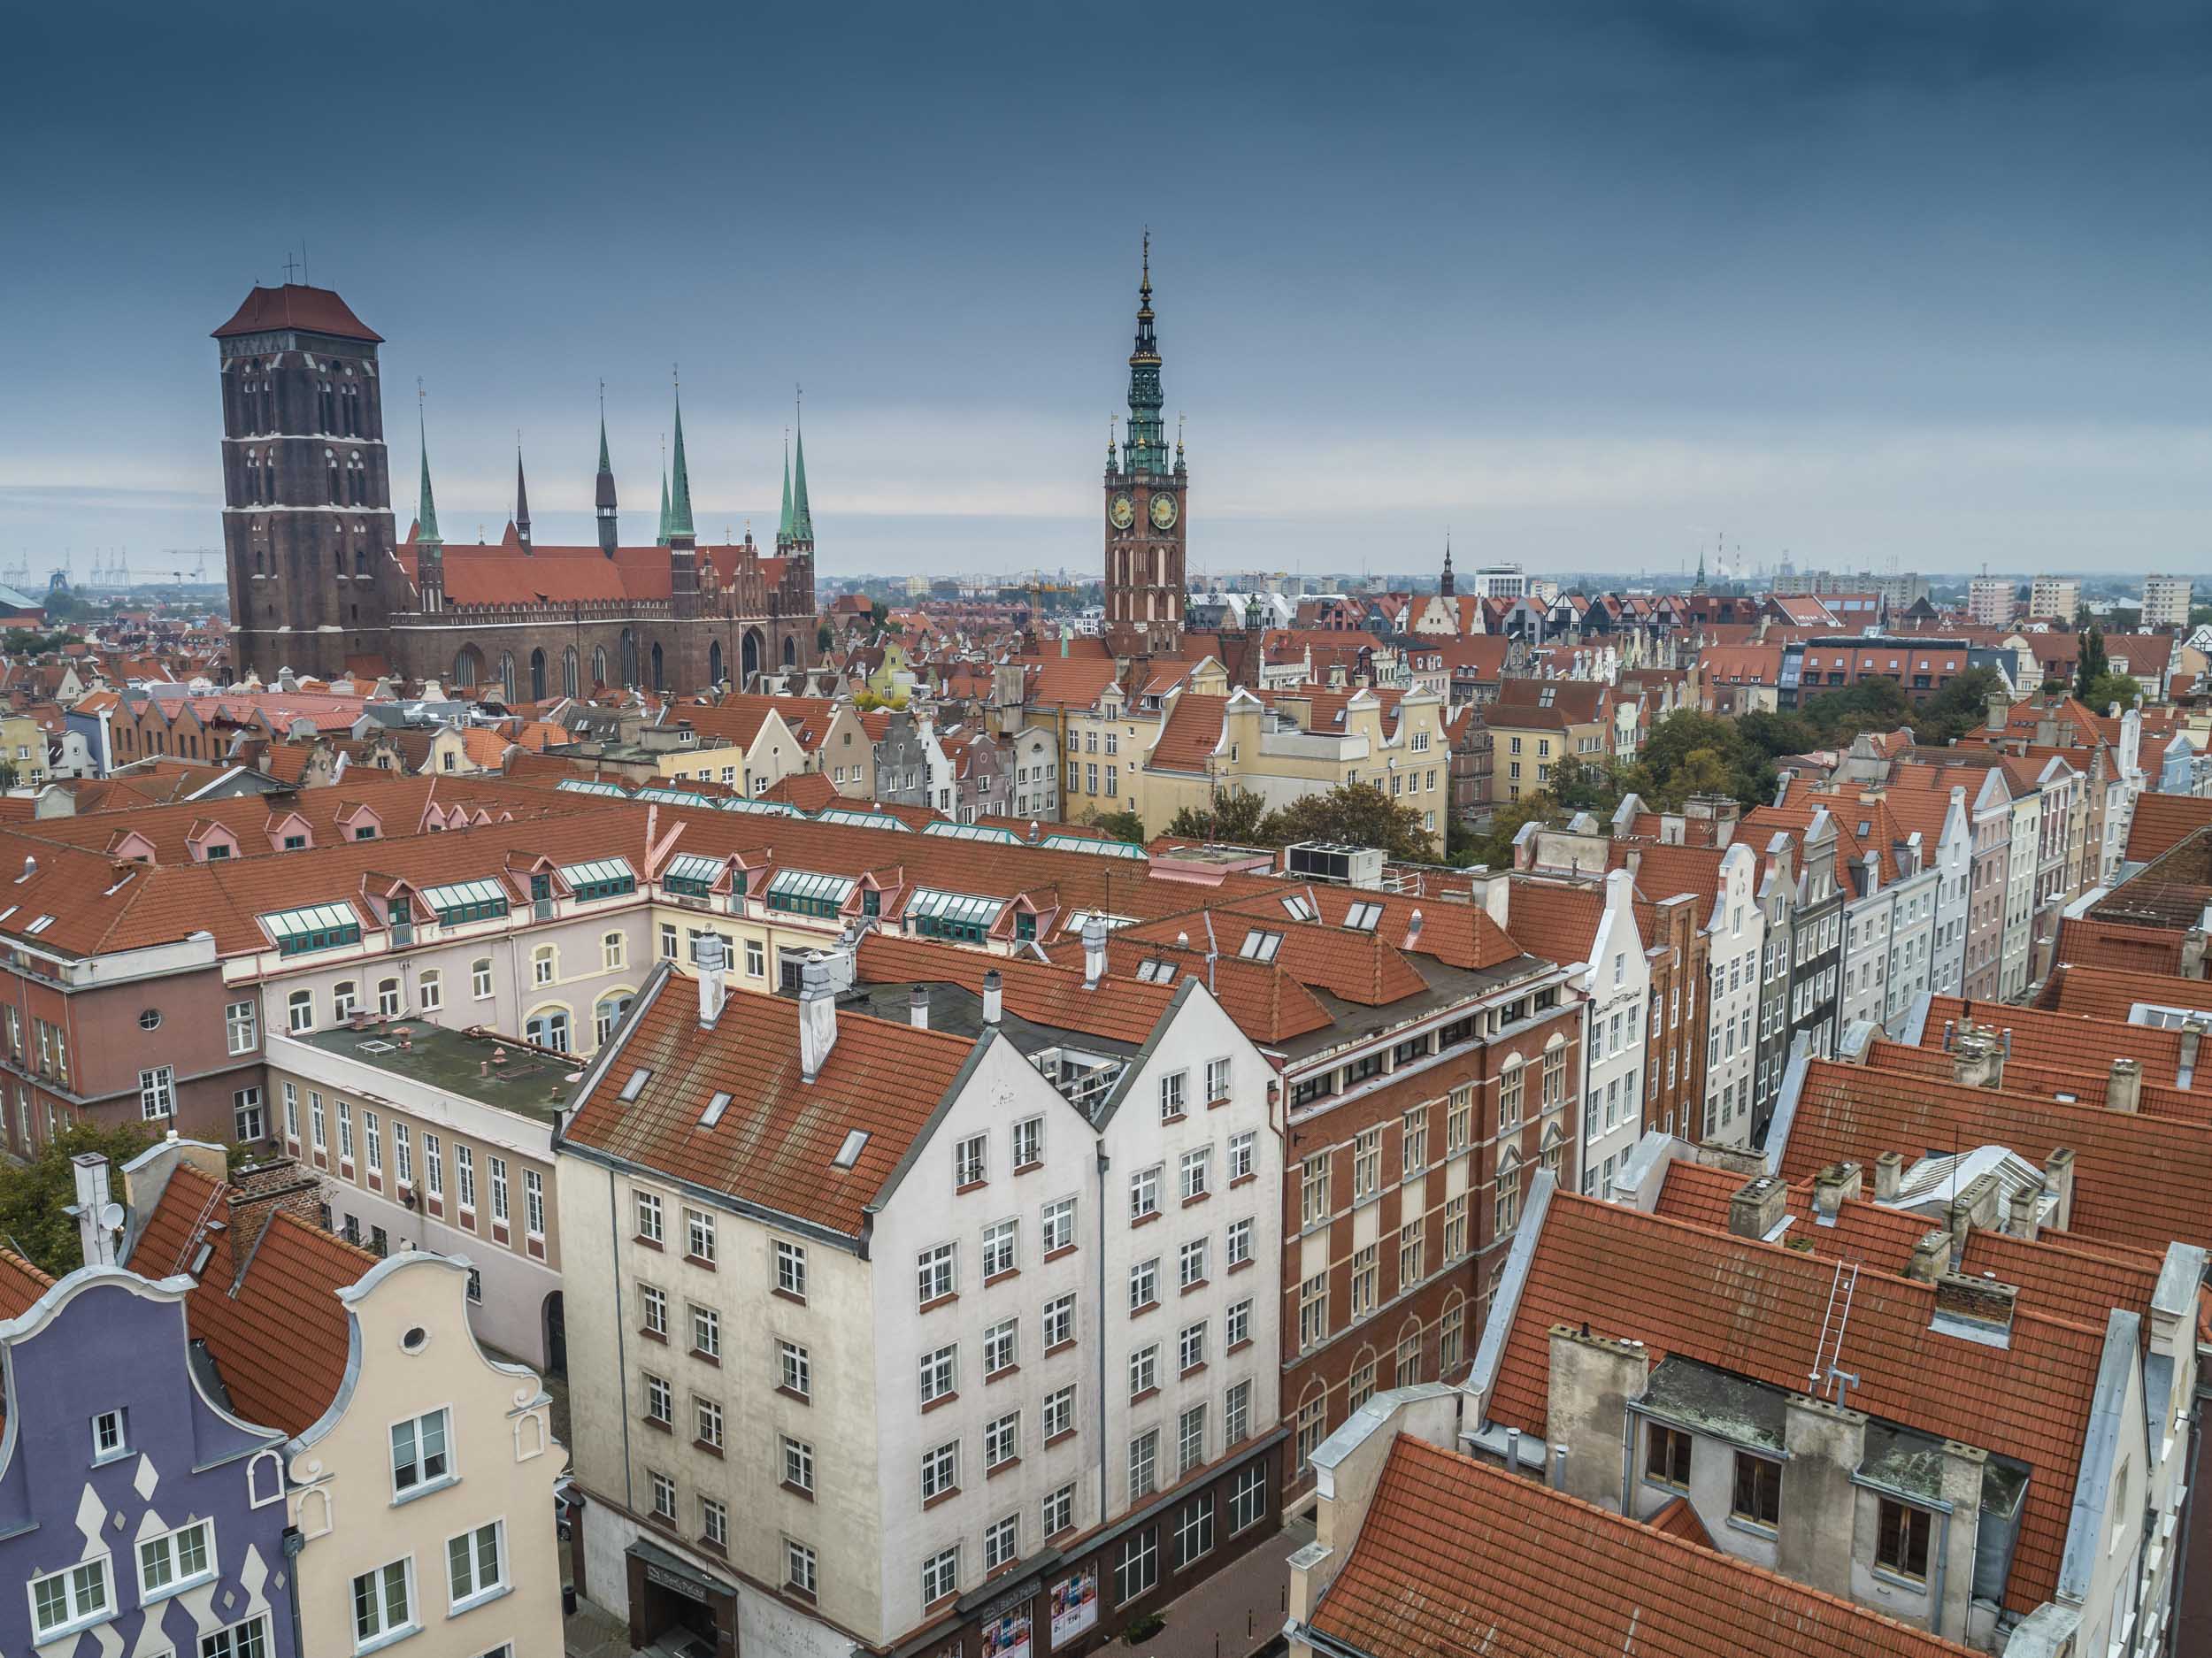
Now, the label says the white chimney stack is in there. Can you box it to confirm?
[694,933,727,1030]
[910,984,930,1030]
[799,952,837,1081]
[69,1154,118,1268]
[981,970,1003,1028]
[1083,915,1108,989]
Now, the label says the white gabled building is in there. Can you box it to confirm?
[556,922,1283,1658]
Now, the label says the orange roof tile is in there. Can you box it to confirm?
[2041,963,2212,1024]
[2126,794,2212,864]
[2053,916,2188,975]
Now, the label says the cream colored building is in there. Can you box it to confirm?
[2026,577,2079,621]
[287,1251,567,1658]
[2143,574,2193,630]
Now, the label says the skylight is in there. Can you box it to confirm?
[618,1068,653,1102]
[1281,894,1317,922]
[1345,902,1384,932]
[1238,930,1282,962]
[700,1091,733,1129]
[1137,959,1177,984]
[833,1129,871,1169]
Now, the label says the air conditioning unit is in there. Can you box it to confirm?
[1286,841,1386,890]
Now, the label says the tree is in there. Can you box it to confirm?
[815,622,833,651]
[1912,667,2009,746]
[1164,787,1271,843]
[0,1121,157,1277]
[1735,710,1817,763]
[1088,809,1148,846]
[2076,627,2110,700]
[1548,755,1623,815]
[2079,672,2142,714]
[1263,782,1436,862]
[1454,791,1557,869]
[1627,710,1773,811]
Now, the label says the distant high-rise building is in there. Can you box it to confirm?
[1471,563,1529,600]
[1966,576,2016,628]
[2143,574,2193,630]
[2027,576,2080,622]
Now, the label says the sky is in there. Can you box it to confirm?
[4,0,2209,587]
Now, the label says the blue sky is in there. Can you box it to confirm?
[4,0,2208,585]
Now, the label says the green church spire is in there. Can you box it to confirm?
[778,434,795,549]
[657,453,671,547]
[1122,230,1168,474]
[415,396,442,547]
[667,381,696,541]
[791,408,814,548]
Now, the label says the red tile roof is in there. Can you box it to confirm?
[211,283,382,342]
[856,933,1172,1047]
[1916,995,2197,1092]
[2041,963,2212,1024]
[1489,1189,2105,1615]
[2053,916,2188,976]
[2125,793,2212,864]
[1147,694,1229,772]
[1309,1432,1975,1658]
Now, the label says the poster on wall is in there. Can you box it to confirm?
[1048,1570,1098,1646]
[983,1608,1033,1658]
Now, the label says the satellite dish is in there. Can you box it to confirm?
[97,1201,125,1232]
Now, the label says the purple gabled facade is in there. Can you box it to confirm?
[0,1267,298,1657]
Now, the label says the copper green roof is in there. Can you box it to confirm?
[667,389,696,541]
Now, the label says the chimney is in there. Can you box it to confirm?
[2183,929,2208,980]
[2181,1019,2207,1084]
[1811,1162,1863,1223]
[1082,914,1108,989]
[1727,1175,1789,1242]
[2044,1147,2077,1231]
[1951,1029,2004,1090]
[798,952,837,1081]
[2005,1184,2041,1241]
[2106,1057,2142,1114]
[981,970,1003,1028]
[1550,1444,1569,1490]
[1404,908,1424,949]
[1906,1229,1950,1282]
[1934,1272,2018,1344]
[1873,1149,1904,1201]
[18,855,34,882]
[1985,689,2009,734]
[69,1154,118,1269]
[693,933,727,1030]
[910,983,930,1031]
[1503,1426,1521,1474]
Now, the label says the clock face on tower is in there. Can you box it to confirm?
[1149,492,1179,530]
[1109,494,1135,530]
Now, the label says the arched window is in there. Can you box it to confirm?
[319,379,335,431]
[377,978,401,1017]
[498,652,517,704]
[326,449,341,503]
[595,991,634,1048]
[591,648,607,689]
[355,546,369,576]
[563,647,580,699]
[532,944,557,986]
[782,633,796,667]
[453,647,482,688]
[525,1007,571,1053]
[287,990,313,1033]
[709,639,723,687]
[620,630,637,687]
[649,641,664,691]
[741,630,759,685]
[529,648,547,702]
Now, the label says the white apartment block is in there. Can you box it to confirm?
[557,931,1283,1658]
[1966,576,2016,628]
[2025,577,2078,621]
[2141,574,2192,630]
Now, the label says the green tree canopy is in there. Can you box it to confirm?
[1910,667,2009,746]
[1164,787,1271,843]
[1263,782,1435,862]
[2079,672,2142,714]
[2076,627,2110,699]
[0,1121,157,1277]
[1453,791,1558,870]
[1087,809,1148,846]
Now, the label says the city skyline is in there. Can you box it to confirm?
[4,1,2209,580]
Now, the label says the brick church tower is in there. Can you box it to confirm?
[213,285,397,681]
[1103,235,1187,656]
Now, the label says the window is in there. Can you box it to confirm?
[1116,1528,1158,1604]
[1495,1157,1522,1232]
[776,1240,807,1299]
[1131,1164,1161,1220]
[1878,1499,1932,1580]
[1352,1128,1382,1201]
[641,1285,668,1339]
[446,1520,504,1609]
[1349,1244,1378,1317]
[31,1556,111,1639]
[1440,1301,1465,1373]
[922,1440,959,1501]
[1044,1483,1075,1537]
[650,1472,676,1522]
[200,1616,273,1658]
[695,1394,724,1450]
[786,1539,818,1598]
[1348,1358,1377,1411]
[350,1560,413,1646]
[982,1218,1018,1278]
[985,1317,1018,1376]
[690,1304,721,1362]
[1041,1196,1075,1254]
[1231,1462,1267,1532]
[1646,1424,1692,1489]
[1401,1105,1429,1174]
[1130,1256,1159,1311]
[685,1207,717,1263]
[1226,1297,1252,1348]
[1129,1342,1161,1401]
[139,1065,175,1120]
[1731,1452,1781,1528]
[702,1496,727,1550]
[1012,1116,1043,1168]
[923,1546,960,1606]
[1300,1155,1331,1229]
[634,1189,664,1244]
[336,1099,357,1163]
[779,1342,811,1397]
[1298,1274,1328,1350]
[1447,1084,1472,1154]
[1178,1237,1208,1290]
[233,1086,265,1142]
[918,1242,956,1305]
[603,931,626,971]
[1399,1221,1425,1286]
[472,958,494,1000]
[1179,1321,1207,1374]
[1444,1194,1469,1258]
[920,1343,957,1404]
[783,1435,814,1493]
[1174,1493,1215,1567]
[226,999,258,1055]
[93,1407,127,1459]
[138,1516,213,1595]
[1128,1428,1160,1497]
[1229,1131,1256,1183]
[1044,1384,1074,1439]
[746,940,765,978]
[1043,1293,1075,1349]
[365,1111,383,1176]
[987,1410,1021,1468]
[955,1132,987,1187]
[1226,1217,1253,1269]
[1182,1151,1217,1208]
[390,1408,450,1494]
[1178,1402,1207,1472]
[643,1373,673,1426]
[419,971,442,1012]
[660,923,678,961]
[1206,1055,1232,1101]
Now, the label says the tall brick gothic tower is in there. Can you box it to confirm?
[1103,235,1187,656]
[213,285,396,680]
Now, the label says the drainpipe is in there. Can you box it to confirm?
[281,1526,307,1658]
[1095,1138,1110,1529]
[1931,1505,1952,1643]
[605,1171,634,1511]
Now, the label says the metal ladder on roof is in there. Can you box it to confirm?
[1809,1259,1862,1401]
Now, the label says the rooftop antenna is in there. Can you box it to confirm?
[301,238,309,288]
[280,250,300,284]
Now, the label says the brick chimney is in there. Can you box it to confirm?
[1727,1175,1789,1241]
[1873,1149,1904,1201]
[1951,1029,2004,1090]
[2106,1057,2142,1114]
[1934,1272,2018,1343]
[1811,1162,1863,1223]
[2184,929,2208,980]
[1905,1229,1950,1282]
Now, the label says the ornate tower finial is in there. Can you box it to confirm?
[1440,529,1455,597]
[414,383,441,547]
[657,433,671,547]
[667,378,695,544]
[513,433,532,549]
[1123,234,1166,473]
[791,388,813,550]
[778,429,795,549]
